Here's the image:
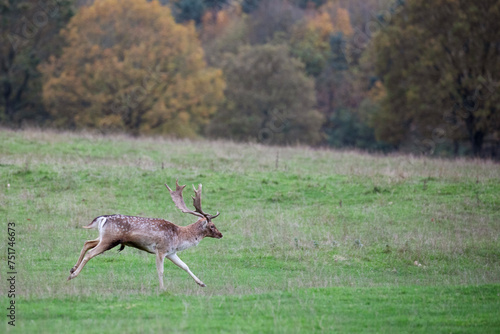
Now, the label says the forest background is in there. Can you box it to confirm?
[1,0,499,158]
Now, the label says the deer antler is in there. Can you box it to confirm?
[192,184,204,216]
[165,180,219,220]
[165,180,204,218]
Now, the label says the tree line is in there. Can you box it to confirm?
[1,0,499,157]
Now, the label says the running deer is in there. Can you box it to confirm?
[67,180,222,289]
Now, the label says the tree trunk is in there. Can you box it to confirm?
[464,109,484,157]
[471,131,484,157]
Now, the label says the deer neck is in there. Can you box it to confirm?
[176,220,206,251]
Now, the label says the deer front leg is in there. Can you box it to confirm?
[167,253,206,287]
[70,238,99,274]
[156,252,165,290]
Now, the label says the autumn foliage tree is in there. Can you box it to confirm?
[289,9,334,77]
[40,0,224,137]
[289,3,352,77]
[207,44,323,145]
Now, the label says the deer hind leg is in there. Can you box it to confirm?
[156,252,166,290]
[167,253,206,287]
[67,239,117,281]
[70,238,100,274]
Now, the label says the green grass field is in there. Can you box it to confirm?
[1,129,499,333]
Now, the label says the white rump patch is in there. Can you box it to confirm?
[96,217,108,232]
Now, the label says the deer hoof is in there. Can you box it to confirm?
[199,282,206,287]
[69,267,75,274]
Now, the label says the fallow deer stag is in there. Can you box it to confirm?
[67,180,222,289]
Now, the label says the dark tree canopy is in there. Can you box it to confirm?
[371,0,500,156]
[0,0,74,125]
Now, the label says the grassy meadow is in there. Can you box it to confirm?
[1,129,499,333]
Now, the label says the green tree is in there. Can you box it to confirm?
[0,0,74,125]
[371,0,500,156]
[40,0,225,137]
[207,44,323,145]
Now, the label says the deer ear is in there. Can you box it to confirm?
[201,218,208,228]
